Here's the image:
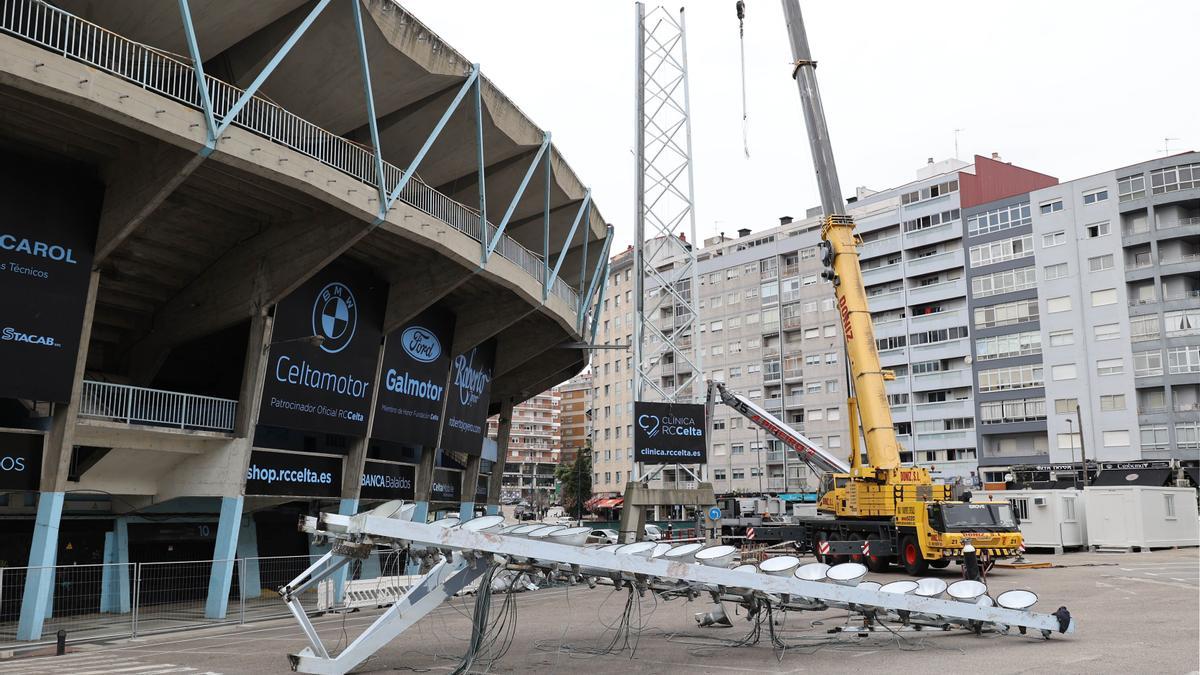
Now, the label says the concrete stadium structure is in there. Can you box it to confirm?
[0,0,610,641]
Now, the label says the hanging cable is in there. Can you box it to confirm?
[736,1,749,158]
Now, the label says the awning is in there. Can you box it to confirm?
[583,496,602,510]
[1090,468,1173,487]
[1185,467,1199,487]
[595,497,624,509]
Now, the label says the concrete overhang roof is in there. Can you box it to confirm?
[53,0,608,283]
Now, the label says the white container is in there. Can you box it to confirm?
[1084,486,1199,549]
[993,488,1087,552]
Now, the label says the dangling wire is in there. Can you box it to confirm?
[736,0,749,158]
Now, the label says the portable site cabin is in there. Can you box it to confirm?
[995,489,1087,553]
[1084,485,1199,551]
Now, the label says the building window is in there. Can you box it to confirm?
[1131,315,1161,342]
[969,234,1034,267]
[967,202,1032,237]
[1088,254,1114,272]
[1057,433,1082,450]
[900,180,959,205]
[1082,189,1109,205]
[1096,358,1124,376]
[1134,350,1164,377]
[1048,329,1074,347]
[1051,364,1077,381]
[1168,346,1200,374]
[1054,398,1078,414]
[973,299,1039,329]
[1100,394,1125,411]
[1091,288,1117,307]
[1041,231,1066,248]
[977,365,1043,392]
[1085,222,1110,238]
[975,330,1041,360]
[970,266,1037,299]
[1150,162,1200,194]
[1177,423,1200,450]
[1047,296,1072,313]
[980,397,1046,424]
[1039,200,1064,214]
[1140,425,1169,449]
[1118,174,1145,202]
[1009,498,1030,521]
[1165,494,1177,519]
[731,443,745,455]
[1094,323,1120,341]
[732,469,745,480]
[1044,263,1068,280]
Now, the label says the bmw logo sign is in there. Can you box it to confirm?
[311,282,357,354]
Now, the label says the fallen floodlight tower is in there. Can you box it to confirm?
[282,512,1075,675]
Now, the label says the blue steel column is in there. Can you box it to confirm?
[17,492,64,640]
[542,134,553,295]
[547,190,590,301]
[176,0,217,149]
[204,496,243,619]
[485,133,551,261]
[100,518,131,614]
[351,0,388,213]
[235,515,261,600]
[474,72,488,261]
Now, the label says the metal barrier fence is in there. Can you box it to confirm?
[0,0,581,313]
[0,551,391,648]
[79,380,238,431]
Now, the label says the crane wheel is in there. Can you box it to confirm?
[900,535,928,575]
[929,559,950,569]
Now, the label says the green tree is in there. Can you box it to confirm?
[555,449,592,518]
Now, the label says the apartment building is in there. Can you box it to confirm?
[590,247,637,497]
[558,373,593,465]
[971,152,1200,482]
[490,390,561,503]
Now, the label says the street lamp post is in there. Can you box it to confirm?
[1066,418,1079,489]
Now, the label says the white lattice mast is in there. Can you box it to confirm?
[634,3,702,406]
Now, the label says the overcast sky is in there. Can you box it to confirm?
[405,0,1199,250]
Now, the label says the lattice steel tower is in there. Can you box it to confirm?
[633,2,702,406]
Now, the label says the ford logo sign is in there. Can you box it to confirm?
[401,326,441,363]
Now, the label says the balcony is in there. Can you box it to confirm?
[909,338,970,362]
[912,398,974,420]
[783,368,804,381]
[903,222,960,248]
[909,309,965,332]
[905,279,963,305]
[79,380,237,432]
[866,290,905,312]
[914,429,975,450]
[911,367,972,390]
[905,249,964,276]
[862,263,904,284]
[859,235,900,260]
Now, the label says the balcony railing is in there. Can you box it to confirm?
[1160,216,1200,229]
[79,380,237,432]
[0,0,579,312]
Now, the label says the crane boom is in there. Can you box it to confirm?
[709,380,850,475]
[781,0,901,472]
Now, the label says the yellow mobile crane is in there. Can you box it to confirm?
[763,1,1024,573]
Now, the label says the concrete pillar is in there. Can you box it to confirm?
[100,518,131,614]
[486,400,515,517]
[235,515,261,600]
[17,492,64,640]
[459,454,481,521]
[44,272,100,493]
[204,496,243,619]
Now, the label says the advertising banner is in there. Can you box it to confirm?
[245,450,342,498]
[372,308,455,448]
[258,262,384,436]
[0,432,44,492]
[0,162,100,403]
[359,460,416,500]
[634,401,707,464]
[431,469,462,502]
[440,340,496,456]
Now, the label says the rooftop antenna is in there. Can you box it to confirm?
[953,128,965,160]
[1160,137,1179,155]
[736,1,749,158]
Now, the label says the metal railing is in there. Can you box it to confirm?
[0,552,393,648]
[79,380,237,432]
[0,0,580,313]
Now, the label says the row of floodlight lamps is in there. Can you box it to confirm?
[362,506,1041,615]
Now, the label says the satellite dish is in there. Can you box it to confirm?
[663,542,705,562]
[879,580,918,594]
[826,562,867,586]
[794,562,831,581]
[528,525,567,539]
[459,515,505,532]
[947,579,988,602]
[914,577,948,598]
[996,589,1038,611]
[550,526,593,546]
[694,545,738,568]
[758,555,800,577]
[651,542,674,558]
[616,541,658,558]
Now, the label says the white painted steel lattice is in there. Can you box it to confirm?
[634,3,702,405]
